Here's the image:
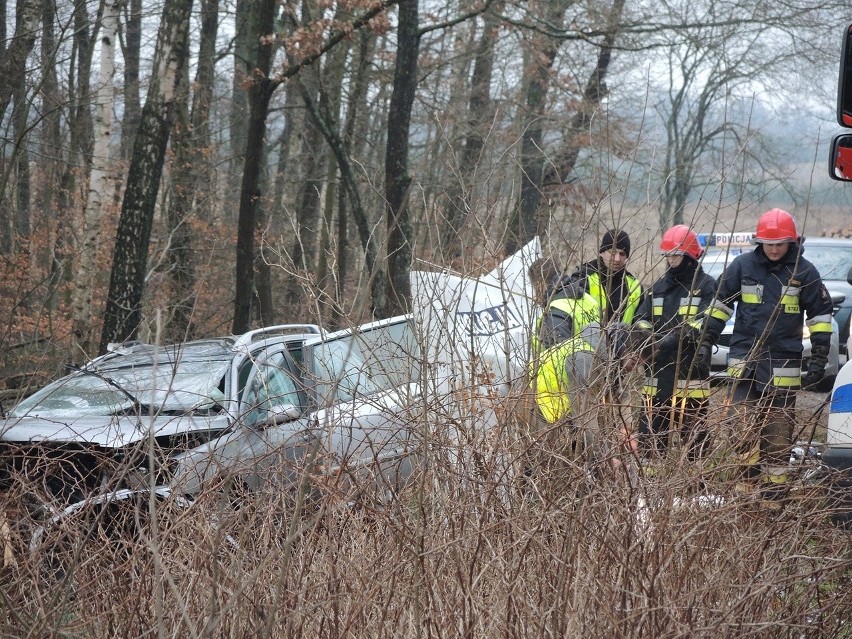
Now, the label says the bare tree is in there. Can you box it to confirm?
[72,0,122,352]
[383,0,420,318]
[48,0,96,311]
[119,0,142,159]
[438,3,501,260]
[163,0,219,341]
[652,9,786,228]
[232,0,398,333]
[100,0,194,350]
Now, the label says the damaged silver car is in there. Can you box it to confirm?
[0,319,419,552]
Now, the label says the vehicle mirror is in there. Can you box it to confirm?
[266,403,301,426]
[829,134,852,181]
[838,23,852,127]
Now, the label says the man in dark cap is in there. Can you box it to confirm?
[560,229,644,326]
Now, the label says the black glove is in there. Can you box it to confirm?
[655,332,681,354]
[802,343,829,389]
[801,369,825,390]
[697,343,712,368]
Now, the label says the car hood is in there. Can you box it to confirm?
[0,413,229,448]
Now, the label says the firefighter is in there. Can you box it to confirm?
[565,229,644,325]
[703,209,834,497]
[634,225,717,465]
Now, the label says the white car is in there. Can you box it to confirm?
[700,248,842,390]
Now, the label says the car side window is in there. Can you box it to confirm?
[311,341,378,405]
[242,352,301,428]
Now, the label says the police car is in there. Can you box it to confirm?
[697,233,844,390]
[825,299,852,524]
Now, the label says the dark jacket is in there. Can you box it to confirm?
[706,243,833,374]
[634,258,716,399]
[567,259,643,324]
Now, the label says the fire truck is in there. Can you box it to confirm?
[824,23,852,524]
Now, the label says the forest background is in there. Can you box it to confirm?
[2,0,852,390]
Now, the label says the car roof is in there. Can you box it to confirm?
[94,324,326,370]
[801,236,852,247]
[701,236,852,286]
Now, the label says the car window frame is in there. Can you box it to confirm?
[302,315,416,408]
[237,345,308,429]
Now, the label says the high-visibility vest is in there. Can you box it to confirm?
[530,334,596,423]
[530,292,601,358]
[586,271,642,324]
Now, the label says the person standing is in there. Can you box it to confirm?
[528,259,639,475]
[634,225,717,464]
[703,209,834,497]
[567,229,644,325]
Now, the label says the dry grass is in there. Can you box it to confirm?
[0,391,850,639]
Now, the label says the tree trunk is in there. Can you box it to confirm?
[298,73,385,320]
[0,0,42,253]
[39,0,61,269]
[72,0,121,351]
[283,65,326,315]
[120,0,141,159]
[11,62,30,240]
[315,9,351,323]
[334,30,376,326]
[227,0,251,218]
[99,0,194,351]
[383,0,419,318]
[47,0,94,312]
[189,0,217,210]
[540,0,627,190]
[232,0,278,334]
[161,0,218,341]
[0,0,41,124]
[505,1,568,255]
[439,4,500,258]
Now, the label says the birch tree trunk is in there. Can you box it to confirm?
[72,0,121,351]
[99,0,193,351]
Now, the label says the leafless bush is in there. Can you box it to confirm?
[0,387,849,638]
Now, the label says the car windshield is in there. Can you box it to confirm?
[701,250,744,279]
[10,343,233,418]
[803,245,852,281]
[702,244,852,283]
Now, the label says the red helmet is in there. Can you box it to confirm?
[659,225,703,260]
[754,209,799,244]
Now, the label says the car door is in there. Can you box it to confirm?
[302,315,419,486]
[172,345,315,496]
[232,345,318,492]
